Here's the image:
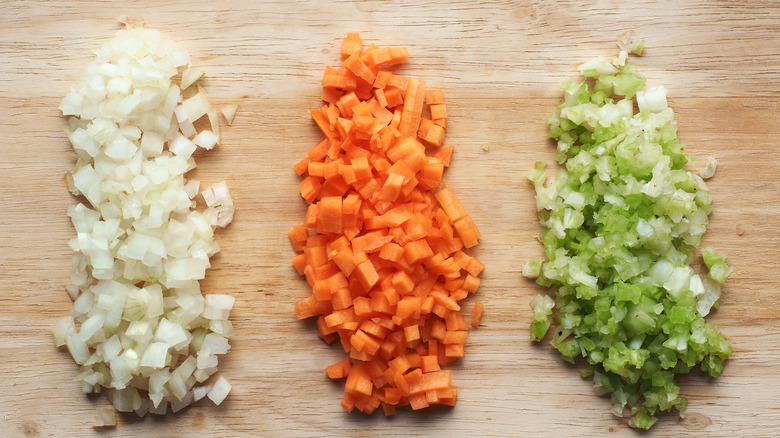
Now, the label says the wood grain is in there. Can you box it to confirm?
[1,1,779,436]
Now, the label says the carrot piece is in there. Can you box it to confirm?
[303,245,328,268]
[471,301,485,328]
[318,196,343,234]
[364,46,410,67]
[395,296,421,322]
[409,370,452,395]
[444,343,465,358]
[299,176,322,204]
[326,358,352,380]
[351,329,381,355]
[353,259,379,291]
[422,124,446,147]
[398,78,426,139]
[360,320,389,340]
[345,362,373,397]
[322,87,344,104]
[443,330,468,345]
[445,311,468,331]
[288,225,309,252]
[429,104,447,121]
[408,392,430,410]
[453,214,480,249]
[383,87,403,108]
[404,324,420,342]
[332,287,353,311]
[435,185,467,222]
[420,355,440,373]
[403,239,434,264]
[424,89,444,105]
[417,118,434,139]
[325,307,357,328]
[373,70,392,89]
[381,402,397,416]
[291,253,306,275]
[322,68,357,91]
[387,137,427,172]
[341,32,363,60]
[292,33,483,415]
[429,319,446,341]
[294,157,310,176]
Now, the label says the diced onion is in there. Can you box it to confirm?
[700,156,718,179]
[54,23,236,423]
[220,103,238,126]
[206,375,231,405]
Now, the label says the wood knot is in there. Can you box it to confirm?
[681,412,712,430]
[192,410,206,430]
[21,421,39,437]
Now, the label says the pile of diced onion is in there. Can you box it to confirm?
[52,25,237,424]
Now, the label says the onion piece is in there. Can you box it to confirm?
[93,407,117,428]
[55,23,235,422]
[181,68,204,90]
[220,103,238,126]
[206,375,231,405]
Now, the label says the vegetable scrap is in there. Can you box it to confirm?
[526,39,732,429]
[291,33,483,415]
[54,24,236,424]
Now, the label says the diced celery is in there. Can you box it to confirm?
[527,43,732,429]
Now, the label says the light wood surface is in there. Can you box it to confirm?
[2,1,779,437]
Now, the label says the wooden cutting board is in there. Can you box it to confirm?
[2,1,779,436]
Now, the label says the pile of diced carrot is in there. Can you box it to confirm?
[290,33,483,415]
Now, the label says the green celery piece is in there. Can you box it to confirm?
[525,46,732,429]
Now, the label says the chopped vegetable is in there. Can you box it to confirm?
[291,33,483,415]
[55,23,236,421]
[471,301,484,328]
[221,103,239,126]
[700,157,718,179]
[93,407,116,428]
[526,40,732,429]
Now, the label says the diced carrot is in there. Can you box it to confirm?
[291,253,306,275]
[322,86,344,104]
[402,239,434,265]
[445,312,468,331]
[341,32,362,60]
[364,46,409,68]
[318,196,343,234]
[326,358,352,380]
[322,68,357,91]
[345,362,373,397]
[381,402,396,416]
[429,104,447,121]
[443,330,468,345]
[353,259,380,291]
[422,124,446,147]
[384,87,403,108]
[424,89,444,105]
[288,225,309,252]
[408,392,430,410]
[398,78,426,139]
[435,185,467,222]
[420,355,440,373]
[404,324,420,342]
[466,257,485,277]
[291,33,483,415]
[444,343,465,358]
[409,370,452,395]
[373,70,392,89]
[471,301,484,328]
[454,214,481,248]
